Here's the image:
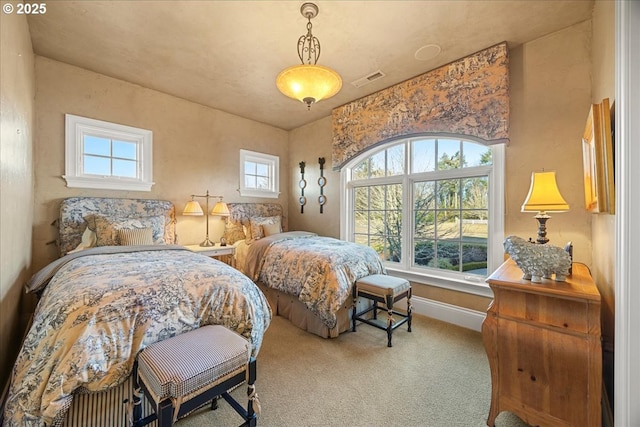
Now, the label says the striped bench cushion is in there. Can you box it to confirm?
[137,325,250,406]
[356,274,410,297]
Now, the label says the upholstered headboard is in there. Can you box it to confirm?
[58,197,176,256]
[222,203,287,245]
[226,203,285,227]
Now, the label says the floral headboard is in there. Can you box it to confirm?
[58,197,176,256]
[223,203,286,244]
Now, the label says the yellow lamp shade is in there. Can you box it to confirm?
[276,64,342,106]
[521,171,570,213]
[182,200,204,216]
[211,201,230,216]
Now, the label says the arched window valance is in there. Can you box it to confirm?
[331,42,510,170]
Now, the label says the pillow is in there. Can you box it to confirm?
[119,227,154,246]
[222,221,247,245]
[248,216,282,243]
[85,214,165,246]
[262,221,282,237]
[67,227,97,254]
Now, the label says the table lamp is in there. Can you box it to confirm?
[521,171,569,244]
[183,190,228,247]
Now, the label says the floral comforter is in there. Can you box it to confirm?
[4,246,271,427]
[244,232,385,329]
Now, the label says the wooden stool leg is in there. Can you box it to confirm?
[157,399,173,427]
[351,285,358,332]
[131,361,143,426]
[246,357,257,427]
[407,288,413,332]
[386,294,394,347]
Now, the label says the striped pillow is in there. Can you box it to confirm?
[119,227,154,246]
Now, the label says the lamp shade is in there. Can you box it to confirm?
[521,171,570,213]
[276,64,342,106]
[182,200,204,215]
[211,201,230,216]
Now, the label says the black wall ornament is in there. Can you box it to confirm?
[299,161,307,213]
[318,157,326,213]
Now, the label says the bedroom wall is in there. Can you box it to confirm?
[0,12,35,391]
[590,0,616,411]
[288,21,592,312]
[288,117,340,238]
[31,57,289,271]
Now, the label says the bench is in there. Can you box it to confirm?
[352,274,412,347]
[132,325,258,426]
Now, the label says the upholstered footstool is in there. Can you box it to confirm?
[132,325,258,427]
[352,274,412,347]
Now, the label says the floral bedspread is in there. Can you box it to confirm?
[247,232,385,329]
[4,246,271,427]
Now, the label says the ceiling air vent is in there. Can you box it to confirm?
[351,70,386,88]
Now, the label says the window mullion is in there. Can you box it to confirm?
[403,173,412,270]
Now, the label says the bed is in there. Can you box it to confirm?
[224,203,385,338]
[3,197,271,427]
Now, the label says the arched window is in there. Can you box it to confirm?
[340,135,504,295]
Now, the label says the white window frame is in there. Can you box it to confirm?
[63,114,154,191]
[239,149,280,198]
[340,136,504,298]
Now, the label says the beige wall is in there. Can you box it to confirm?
[287,116,340,238]
[288,21,593,311]
[32,57,290,275]
[0,12,35,389]
[591,0,616,408]
[507,21,593,264]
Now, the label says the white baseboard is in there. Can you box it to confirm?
[408,295,486,332]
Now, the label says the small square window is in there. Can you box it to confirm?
[63,114,154,191]
[239,149,279,198]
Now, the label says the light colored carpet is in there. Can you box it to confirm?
[177,314,530,427]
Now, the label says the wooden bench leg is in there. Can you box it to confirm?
[351,285,358,332]
[158,399,173,427]
[386,295,394,347]
[246,357,258,427]
[407,289,413,332]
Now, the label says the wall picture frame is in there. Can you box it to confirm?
[581,98,615,214]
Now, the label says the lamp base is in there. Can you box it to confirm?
[199,238,215,247]
[534,213,550,245]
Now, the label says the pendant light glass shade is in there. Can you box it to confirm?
[276,64,342,107]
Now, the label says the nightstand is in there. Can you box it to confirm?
[185,244,236,267]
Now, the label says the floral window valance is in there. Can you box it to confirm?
[331,42,510,170]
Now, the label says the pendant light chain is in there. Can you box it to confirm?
[298,16,320,65]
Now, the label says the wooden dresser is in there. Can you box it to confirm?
[482,258,602,427]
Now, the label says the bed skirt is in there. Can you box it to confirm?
[61,376,154,427]
[256,282,371,338]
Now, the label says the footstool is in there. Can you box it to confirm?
[351,274,412,347]
[132,325,258,427]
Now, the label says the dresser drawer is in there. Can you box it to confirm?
[495,288,589,333]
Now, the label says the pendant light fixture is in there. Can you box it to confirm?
[276,2,342,109]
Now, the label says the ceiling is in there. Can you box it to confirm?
[26,1,594,131]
